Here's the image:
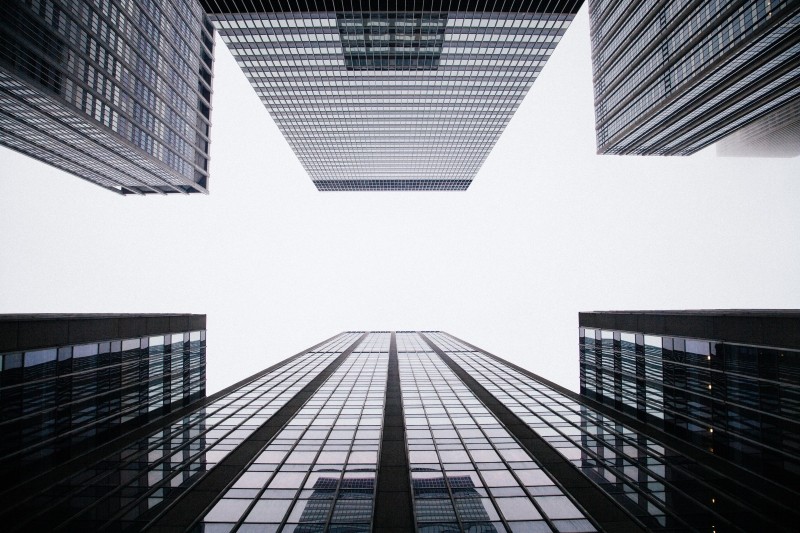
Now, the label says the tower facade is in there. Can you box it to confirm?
[579,310,800,498]
[589,0,800,155]
[717,99,800,157]
[0,0,215,194]
[203,1,582,191]
[0,314,206,487]
[1,329,796,531]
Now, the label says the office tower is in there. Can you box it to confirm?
[203,1,582,191]
[0,313,207,487]
[2,330,797,532]
[0,0,215,194]
[579,310,800,494]
[589,0,800,155]
[717,99,800,157]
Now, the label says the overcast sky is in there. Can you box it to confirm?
[1,7,798,395]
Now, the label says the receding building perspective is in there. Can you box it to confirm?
[589,0,800,155]
[0,0,215,194]
[0,313,207,489]
[717,99,800,157]
[203,1,583,191]
[2,328,797,532]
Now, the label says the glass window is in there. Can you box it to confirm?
[496,497,542,520]
[205,499,251,523]
[243,499,292,523]
[516,469,552,487]
[232,472,271,489]
[481,470,517,488]
[73,343,98,358]
[536,496,583,520]
[24,349,57,366]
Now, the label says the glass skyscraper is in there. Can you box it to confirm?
[3,328,796,531]
[717,99,800,157]
[0,314,207,488]
[588,0,800,155]
[579,311,799,503]
[0,0,215,194]
[203,1,582,191]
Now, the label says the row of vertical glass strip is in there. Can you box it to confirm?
[590,0,800,154]
[21,329,796,531]
[1,333,361,531]
[399,333,594,533]
[0,0,213,192]
[198,332,390,532]
[579,326,800,498]
[196,332,596,533]
[209,1,573,187]
[429,332,796,532]
[715,98,800,157]
[0,330,206,469]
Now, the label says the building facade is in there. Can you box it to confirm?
[2,329,797,532]
[203,1,582,191]
[589,0,800,155]
[0,0,215,194]
[0,313,207,487]
[579,310,800,502]
[717,99,800,157]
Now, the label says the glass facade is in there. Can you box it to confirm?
[589,0,800,155]
[716,98,800,157]
[0,0,214,194]
[576,312,799,531]
[1,331,358,531]
[399,332,595,533]
[204,1,580,191]
[579,323,800,492]
[2,327,796,531]
[199,332,386,532]
[0,330,206,471]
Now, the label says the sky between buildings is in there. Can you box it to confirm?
[1,6,798,395]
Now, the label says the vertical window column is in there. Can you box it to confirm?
[419,333,646,533]
[147,332,368,530]
[373,331,413,531]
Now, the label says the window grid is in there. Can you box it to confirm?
[0,0,214,193]
[579,327,800,490]
[399,332,595,533]
[0,330,205,467]
[208,2,576,190]
[590,0,800,155]
[12,332,361,531]
[199,332,389,532]
[429,331,788,532]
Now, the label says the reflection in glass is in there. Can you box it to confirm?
[429,331,796,532]
[0,332,205,478]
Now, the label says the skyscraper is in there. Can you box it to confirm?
[589,0,800,155]
[717,99,800,157]
[579,310,800,496]
[203,1,582,191]
[0,313,207,487]
[0,0,215,194]
[2,329,796,531]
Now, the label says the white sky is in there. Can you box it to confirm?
[1,7,799,395]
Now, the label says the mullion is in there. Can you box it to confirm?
[206,334,384,531]
[454,350,706,531]
[405,349,468,531]
[85,351,340,529]
[417,346,560,532]
[319,348,386,530]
